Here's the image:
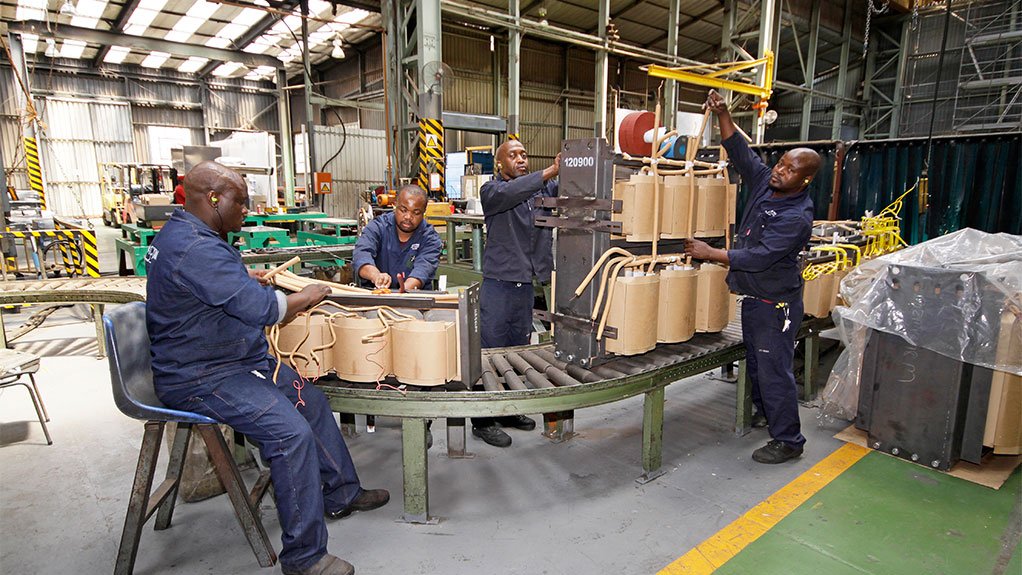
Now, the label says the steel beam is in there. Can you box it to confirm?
[663,0,681,130]
[755,0,779,143]
[302,15,317,188]
[442,111,506,133]
[831,0,853,139]
[93,0,143,66]
[799,0,820,140]
[594,0,610,138]
[9,21,281,70]
[508,0,521,137]
[889,18,911,138]
[277,69,296,206]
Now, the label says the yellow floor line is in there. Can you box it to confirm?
[658,442,870,575]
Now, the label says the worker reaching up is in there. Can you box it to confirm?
[473,139,561,448]
[684,90,820,465]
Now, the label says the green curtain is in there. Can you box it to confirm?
[842,133,1021,243]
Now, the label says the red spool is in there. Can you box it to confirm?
[618,111,656,156]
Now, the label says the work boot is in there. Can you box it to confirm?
[281,554,355,575]
[472,425,512,448]
[497,414,536,431]
[326,488,390,520]
[752,440,804,464]
[751,411,768,429]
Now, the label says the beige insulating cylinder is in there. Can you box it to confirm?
[660,175,694,239]
[694,177,729,237]
[612,179,634,238]
[984,309,1022,455]
[626,173,658,242]
[803,273,836,318]
[605,273,660,356]
[695,263,730,333]
[273,313,334,378]
[391,320,458,386]
[329,316,392,383]
[830,268,851,309]
[657,266,698,343]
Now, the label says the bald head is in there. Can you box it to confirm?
[769,147,823,195]
[183,161,249,238]
[496,139,529,179]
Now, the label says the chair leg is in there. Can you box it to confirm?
[116,421,164,575]
[154,422,192,530]
[27,373,49,422]
[196,424,277,568]
[12,381,52,445]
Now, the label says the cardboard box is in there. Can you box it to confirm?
[139,194,171,205]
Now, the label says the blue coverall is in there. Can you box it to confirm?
[351,212,442,289]
[145,208,364,572]
[722,133,814,449]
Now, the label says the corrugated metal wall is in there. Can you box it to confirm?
[1,63,282,218]
[314,125,387,218]
[40,98,134,217]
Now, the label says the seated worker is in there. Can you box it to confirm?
[352,184,442,292]
[473,139,561,447]
[684,89,820,465]
[145,161,389,575]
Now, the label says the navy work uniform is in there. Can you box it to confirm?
[722,133,814,450]
[146,208,365,573]
[352,211,443,289]
[479,169,558,348]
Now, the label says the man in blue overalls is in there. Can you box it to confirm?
[685,90,820,464]
[473,139,561,447]
[353,184,442,292]
[146,162,390,575]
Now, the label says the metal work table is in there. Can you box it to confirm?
[434,214,485,272]
[244,211,329,226]
[297,218,359,246]
[229,225,294,250]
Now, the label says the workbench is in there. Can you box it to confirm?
[243,211,329,226]
[434,214,485,273]
[115,223,159,277]
[228,225,294,250]
[296,218,359,246]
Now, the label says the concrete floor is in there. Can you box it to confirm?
[0,304,852,575]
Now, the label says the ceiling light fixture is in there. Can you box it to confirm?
[331,38,345,59]
[44,38,56,57]
[59,0,77,17]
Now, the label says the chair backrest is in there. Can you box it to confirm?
[103,302,214,424]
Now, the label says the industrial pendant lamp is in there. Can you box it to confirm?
[331,37,345,59]
[59,0,77,17]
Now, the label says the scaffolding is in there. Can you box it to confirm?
[952,0,1022,132]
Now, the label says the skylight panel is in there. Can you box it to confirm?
[231,8,264,27]
[59,39,87,59]
[212,61,245,77]
[178,56,209,73]
[215,23,248,41]
[125,7,159,36]
[15,0,47,21]
[20,33,39,54]
[333,8,369,25]
[205,37,232,49]
[104,45,131,64]
[186,0,219,19]
[70,0,107,27]
[140,51,171,68]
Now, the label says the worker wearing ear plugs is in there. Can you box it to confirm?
[684,90,821,465]
[146,162,389,575]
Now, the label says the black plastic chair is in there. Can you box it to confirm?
[104,302,276,574]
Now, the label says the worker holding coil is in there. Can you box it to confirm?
[146,162,390,575]
[684,90,821,465]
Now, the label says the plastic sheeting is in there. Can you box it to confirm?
[820,228,1022,420]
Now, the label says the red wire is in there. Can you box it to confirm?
[293,377,307,409]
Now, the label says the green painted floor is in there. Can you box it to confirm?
[716,453,1022,575]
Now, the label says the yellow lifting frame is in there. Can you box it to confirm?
[646,50,775,103]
